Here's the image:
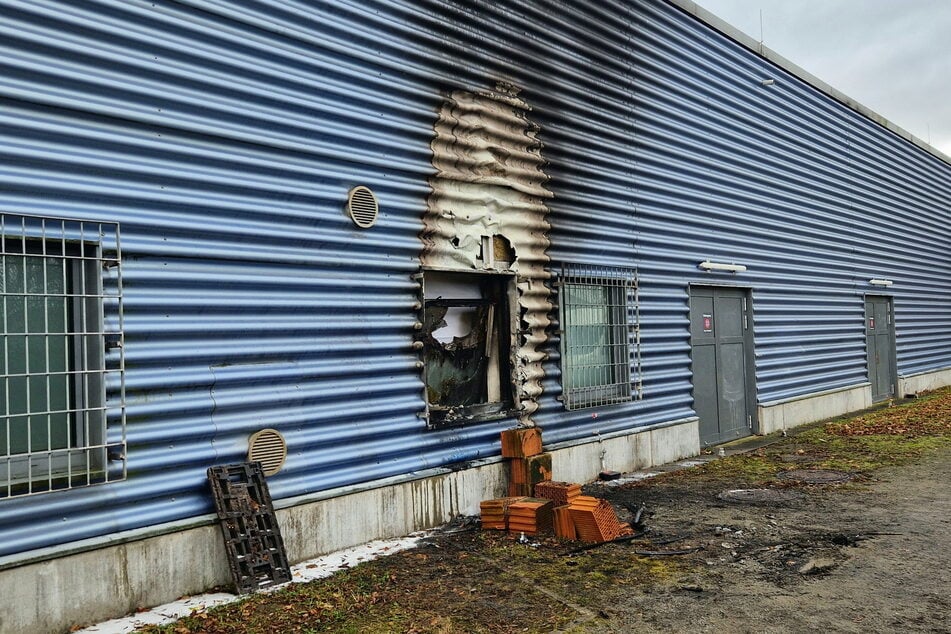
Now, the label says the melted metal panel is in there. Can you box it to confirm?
[423,88,554,423]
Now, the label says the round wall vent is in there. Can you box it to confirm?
[346,185,379,228]
[247,428,287,476]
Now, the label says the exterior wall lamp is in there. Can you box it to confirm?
[699,261,747,273]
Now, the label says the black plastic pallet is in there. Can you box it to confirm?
[207,462,292,594]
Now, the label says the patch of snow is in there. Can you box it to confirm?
[77,594,236,634]
[621,471,660,482]
[77,534,428,633]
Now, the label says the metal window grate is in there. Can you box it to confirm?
[557,263,640,410]
[1,213,125,498]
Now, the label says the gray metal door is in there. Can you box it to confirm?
[865,296,896,402]
[690,287,755,446]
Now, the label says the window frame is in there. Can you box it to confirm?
[419,269,516,429]
[556,263,639,411]
[1,214,125,498]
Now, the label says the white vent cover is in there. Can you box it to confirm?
[346,185,379,228]
[247,428,287,476]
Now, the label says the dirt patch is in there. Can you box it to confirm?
[137,388,951,633]
[588,448,951,633]
[716,488,803,504]
[137,529,581,633]
[586,387,951,633]
[775,469,854,484]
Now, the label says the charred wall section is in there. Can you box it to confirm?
[422,87,554,424]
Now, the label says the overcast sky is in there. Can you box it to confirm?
[695,0,951,158]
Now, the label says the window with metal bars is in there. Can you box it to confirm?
[1,214,125,498]
[557,263,639,410]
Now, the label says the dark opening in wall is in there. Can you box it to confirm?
[422,270,514,427]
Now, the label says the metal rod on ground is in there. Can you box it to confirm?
[633,503,645,526]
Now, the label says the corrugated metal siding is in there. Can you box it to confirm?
[634,2,870,406]
[846,112,951,376]
[0,0,949,558]
[1,0,447,556]
[629,1,951,406]
[0,0,662,557]
[411,1,692,439]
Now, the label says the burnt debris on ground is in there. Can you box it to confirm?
[137,387,951,634]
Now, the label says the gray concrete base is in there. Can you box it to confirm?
[548,419,700,484]
[0,524,230,634]
[898,367,951,397]
[757,383,873,435]
[0,418,698,634]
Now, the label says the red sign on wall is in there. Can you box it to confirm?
[869,316,875,330]
[703,314,713,332]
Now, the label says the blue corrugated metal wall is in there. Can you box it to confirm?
[625,1,951,408]
[2,0,439,556]
[1,0,948,558]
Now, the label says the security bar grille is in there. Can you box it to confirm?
[1,213,125,498]
[557,263,639,410]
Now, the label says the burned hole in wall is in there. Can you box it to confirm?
[422,271,514,428]
[421,86,555,425]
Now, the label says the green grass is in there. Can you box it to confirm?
[666,387,951,487]
[698,454,785,483]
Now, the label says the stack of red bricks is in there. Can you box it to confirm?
[480,428,632,543]
[507,498,554,535]
[566,495,634,542]
[533,480,582,540]
[478,427,554,536]
[479,496,525,531]
[534,480,581,506]
[501,428,550,497]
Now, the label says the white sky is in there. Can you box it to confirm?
[695,0,951,158]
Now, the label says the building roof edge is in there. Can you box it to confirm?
[666,0,951,167]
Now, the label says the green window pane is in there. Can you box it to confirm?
[1,254,72,457]
[559,274,633,410]
[563,284,613,390]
